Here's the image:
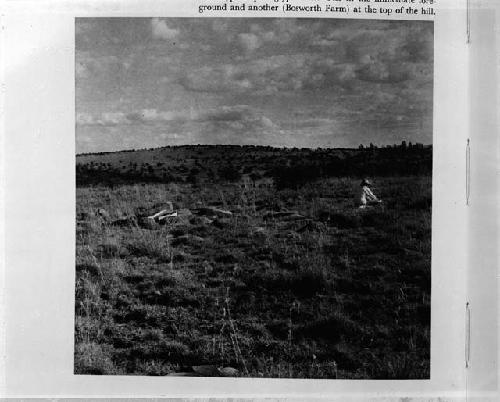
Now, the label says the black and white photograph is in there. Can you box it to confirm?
[75,17,433,379]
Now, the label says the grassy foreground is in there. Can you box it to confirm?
[75,176,431,378]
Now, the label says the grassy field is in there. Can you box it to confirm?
[75,163,431,378]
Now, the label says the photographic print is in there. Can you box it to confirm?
[75,17,433,378]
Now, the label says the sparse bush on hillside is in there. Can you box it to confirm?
[76,145,431,187]
[218,165,242,182]
[273,164,322,189]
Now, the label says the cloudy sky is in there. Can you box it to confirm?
[76,18,433,153]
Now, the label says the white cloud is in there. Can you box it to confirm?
[76,112,127,126]
[76,106,279,145]
[237,33,261,52]
[75,62,88,79]
[211,20,228,33]
[151,18,179,40]
[178,54,360,94]
[98,112,126,125]
[76,112,95,125]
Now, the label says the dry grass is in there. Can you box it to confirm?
[75,176,431,378]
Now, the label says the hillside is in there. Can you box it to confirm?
[76,144,432,187]
[75,144,432,378]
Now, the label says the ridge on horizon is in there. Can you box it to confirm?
[76,142,433,157]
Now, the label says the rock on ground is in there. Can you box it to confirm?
[97,208,110,221]
[196,206,233,218]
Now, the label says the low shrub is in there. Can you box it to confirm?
[74,342,117,375]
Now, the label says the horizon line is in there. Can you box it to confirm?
[76,142,433,157]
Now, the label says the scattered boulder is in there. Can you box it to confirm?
[147,203,176,221]
[189,216,213,226]
[191,234,205,242]
[178,365,240,377]
[218,367,239,377]
[252,227,268,240]
[263,210,299,220]
[166,372,201,377]
[402,248,423,258]
[97,208,110,221]
[177,208,193,217]
[281,213,306,221]
[156,211,177,221]
[196,206,233,218]
[111,216,137,227]
[149,210,193,225]
[192,365,220,377]
[153,201,173,214]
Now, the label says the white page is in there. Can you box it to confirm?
[1,0,476,399]
[466,1,499,400]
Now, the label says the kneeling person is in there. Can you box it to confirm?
[358,178,382,209]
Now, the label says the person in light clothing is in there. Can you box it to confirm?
[358,178,382,209]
